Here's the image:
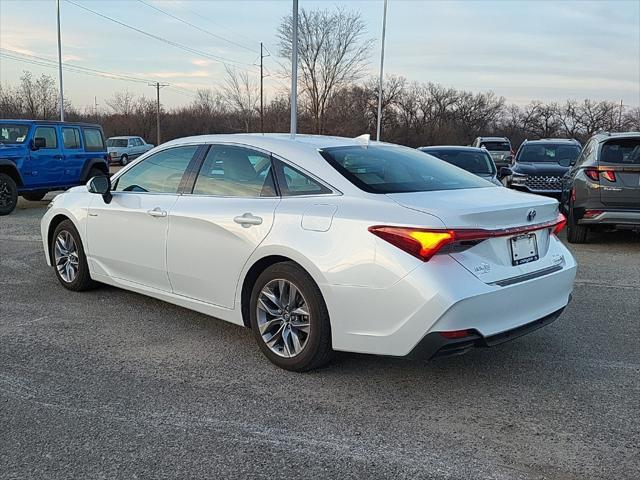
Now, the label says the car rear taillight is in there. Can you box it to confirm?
[368,226,455,261]
[552,213,567,235]
[600,170,616,182]
[584,168,599,181]
[583,210,603,219]
[439,329,472,339]
[369,213,568,261]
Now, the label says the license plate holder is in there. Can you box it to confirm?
[510,233,539,266]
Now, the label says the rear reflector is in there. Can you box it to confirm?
[583,210,603,219]
[439,329,472,339]
[369,213,567,261]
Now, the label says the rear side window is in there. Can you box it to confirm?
[62,127,81,149]
[600,139,640,165]
[321,145,489,194]
[34,127,58,149]
[114,146,198,193]
[276,162,331,196]
[480,141,510,151]
[192,145,276,197]
[83,128,105,152]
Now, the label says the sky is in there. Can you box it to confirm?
[1,0,639,112]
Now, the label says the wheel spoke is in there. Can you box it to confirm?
[265,323,285,349]
[260,286,282,310]
[291,304,309,316]
[258,296,280,316]
[281,326,293,357]
[291,319,310,334]
[259,316,284,335]
[289,327,303,353]
[287,283,298,308]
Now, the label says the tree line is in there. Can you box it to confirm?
[1,7,638,148]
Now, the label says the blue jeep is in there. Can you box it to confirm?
[0,120,109,215]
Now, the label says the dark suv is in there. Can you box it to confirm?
[560,132,640,243]
[0,120,109,215]
[500,139,582,198]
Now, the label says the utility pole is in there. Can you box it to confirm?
[56,0,64,121]
[260,42,264,133]
[619,99,623,131]
[94,96,99,117]
[149,82,168,145]
[290,0,298,139]
[376,0,388,141]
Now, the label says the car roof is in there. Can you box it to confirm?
[522,138,581,145]
[0,119,102,128]
[419,145,487,153]
[591,131,640,143]
[477,137,510,142]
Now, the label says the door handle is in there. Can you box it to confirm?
[233,212,263,227]
[54,154,63,160]
[147,207,167,218]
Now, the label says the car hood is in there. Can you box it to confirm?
[387,186,558,229]
[512,162,569,176]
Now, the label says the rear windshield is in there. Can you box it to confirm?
[480,141,510,151]
[422,149,496,175]
[107,139,128,148]
[600,139,640,165]
[0,123,29,144]
[517,144,581,163]
[320,145,491,194]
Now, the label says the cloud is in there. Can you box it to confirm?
[145,70,210,79]
[191,59,213,67]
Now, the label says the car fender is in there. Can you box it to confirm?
[80,158,109,182]
[0,158,25,186]
[41,193,92,266]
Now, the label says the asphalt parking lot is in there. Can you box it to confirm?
[1,194,639,480]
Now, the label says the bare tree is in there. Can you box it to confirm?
[106,91,136,117]
[278,7,374,133]
[222,66,259,132]
[18,71,58,119]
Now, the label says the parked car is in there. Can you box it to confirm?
[106,136,154,165]
[0,120,109,215]
[41,134,576,371]
[471,136,513,168]
[418,146,502,186]
[560,132,640,243]
[500,139,582,198]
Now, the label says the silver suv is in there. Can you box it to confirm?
[106,136,154,166]
[471,136,513,168]
[561,132,640,243]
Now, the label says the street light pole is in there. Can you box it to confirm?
[376,0,388,141]
[290,0,298,139]
[56,0,64,121]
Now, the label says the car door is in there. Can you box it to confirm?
[166,144,280,308]
[86,144,200,291]
[25,125,63,187]
[60,126,84,183]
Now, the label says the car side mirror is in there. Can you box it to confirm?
[499,167,512,179]
[32,137,46,150]
[87,175,112,204]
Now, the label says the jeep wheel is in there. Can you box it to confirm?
[22,191,47,202]
[0,173,18,216]
[120,155,129,166]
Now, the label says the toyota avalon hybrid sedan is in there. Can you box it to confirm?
[41,134,576,371]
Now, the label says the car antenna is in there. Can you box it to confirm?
[354,134,371,146]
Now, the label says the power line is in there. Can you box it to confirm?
[64,0,259,71]
[136,0,259,54]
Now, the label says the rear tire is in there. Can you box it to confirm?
[566,204,588,244]
[249,262,333,372]
[22,191,47,202]
[51,219,97,291]
[87,166,106,181]
[0,173,18,216]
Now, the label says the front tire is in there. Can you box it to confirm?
[0,173,18,216]
[120,154,129,166]
[566,203,588,244]
[51,220,97,291]
[250,262,333,371]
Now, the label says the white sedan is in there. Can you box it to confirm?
[41,134,576,371]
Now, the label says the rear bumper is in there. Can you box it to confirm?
[406,305,566,359]
[579,209,640,226]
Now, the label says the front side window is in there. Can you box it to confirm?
[62,128,81,149]
[0,123,29,144]
[83,128,105,152]
[423,149,496,175]
[34,126,58,149]
[321,145,490,194]
[114,145,198,193]
[193,145,276,197]
[600,138,640,165]
[517,144,581,163]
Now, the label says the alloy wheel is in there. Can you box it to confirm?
[54,230,80,283]
[256,279,311,358]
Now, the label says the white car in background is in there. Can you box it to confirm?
[41,134,576,371]
[106,136,154,166]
